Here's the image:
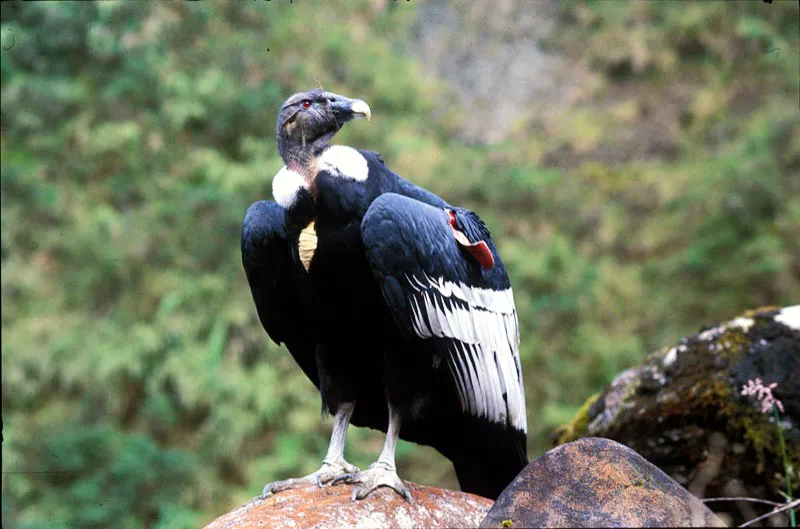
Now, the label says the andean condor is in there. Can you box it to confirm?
[242,89,528,501]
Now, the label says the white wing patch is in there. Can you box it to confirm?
[406,272,527,433]
[318,145,369,182]
[272,166,308,209]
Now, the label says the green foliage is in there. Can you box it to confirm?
[4,423,197,529]
[2,1,797,526]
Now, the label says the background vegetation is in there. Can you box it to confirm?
[2,1,797,527]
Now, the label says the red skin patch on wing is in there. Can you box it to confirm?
[447,210,495,270]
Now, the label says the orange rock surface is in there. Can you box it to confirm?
[204,481,493,529]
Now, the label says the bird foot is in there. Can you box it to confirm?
[261,458,360,498]
[332,461,413,502]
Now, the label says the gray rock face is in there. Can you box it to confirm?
[412,0,578,144]
[480,437,725,528]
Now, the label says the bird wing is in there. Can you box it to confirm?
[361,193,527,434]
[241,200,318,387]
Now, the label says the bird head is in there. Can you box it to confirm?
[276,89,371,170]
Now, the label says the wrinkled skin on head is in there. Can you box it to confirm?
[275,89,370,170]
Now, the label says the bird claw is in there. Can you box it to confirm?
[261,459,360,499]
[331,472,354,486]
[333,463,413,503]
[262,477,306,499]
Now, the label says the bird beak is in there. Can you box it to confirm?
[330,94,371,122]
[350,99,371,121]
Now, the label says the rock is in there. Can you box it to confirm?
[203,482,493,529]
[480,437,725,528]
[554,305,799,526]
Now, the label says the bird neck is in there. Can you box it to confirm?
[278,130,337,180]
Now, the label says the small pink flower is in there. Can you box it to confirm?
[741,378,784,415]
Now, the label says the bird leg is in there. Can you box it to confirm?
[332,403,412,502]
[261,402,359,498]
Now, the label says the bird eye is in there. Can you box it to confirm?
[302,100,312,109]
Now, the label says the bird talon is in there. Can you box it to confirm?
[401,485,413,503]
[260,483,277,499]
[331,473,353,486]
[337,465,412,502]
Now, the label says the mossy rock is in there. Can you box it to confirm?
[554,306,799,526]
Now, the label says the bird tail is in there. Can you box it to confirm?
[448,421,528,500]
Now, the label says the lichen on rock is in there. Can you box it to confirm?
[554,305,799,526]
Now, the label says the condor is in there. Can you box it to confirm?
[241,89,527,501]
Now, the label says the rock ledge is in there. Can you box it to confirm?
[203,481,492,529]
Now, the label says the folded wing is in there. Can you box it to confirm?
[242,200,318,387]
[360,193,527,434]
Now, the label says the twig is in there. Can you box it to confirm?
[740,499,800,528]
[774,407,796,528]
[702,497,783,507]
